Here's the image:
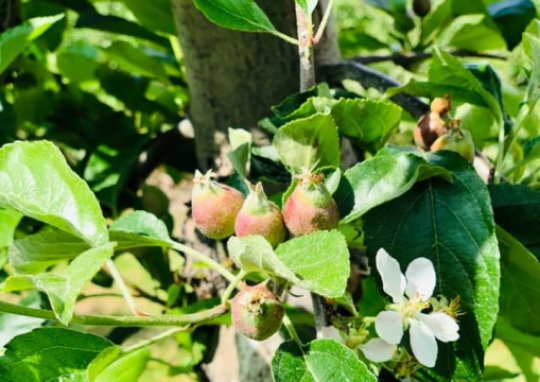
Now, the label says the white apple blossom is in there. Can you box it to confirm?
[360,248,460,368]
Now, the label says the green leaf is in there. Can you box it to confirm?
[84,143,148,209]
[193,0,277,33]
[120,0,177,35]
[330,99,401,153]
[295,0,319,14]
[272,339,377,382]
[101,41,169,83]
[420,0,453,46]
[12,228,90,274]
[273,113,340,174]
[454,105,496,149]
[75,12,169,47]
[489,184,540,259]
[496,317,540,356]
[271,87,320,120]
[228,235,297,277]
[496,226,540,336]
[339,28,390,57]
[505,343,540,382]
[3,243,116,325]
[440,14,506,52]
[0,327,113,382]
[466,64,507,125]
[87,347,123,381]
[109,211,173,250]
[488,0,537,49]
[338,151,452,224]
[364,152,500,380]
[0,15,64,74]
[0,141,108,246]
[357,276,386,317]
[387,49,502,120]
[521,22,540,108]
[56,48,100,84]
[228,128,252,177]
[483,365,520,381]
[0,293,44,347]
[275,231,350,298]
[94,348,150,382]
[0,209,22,248]
[228,231,350,298]
[452,0,486,15]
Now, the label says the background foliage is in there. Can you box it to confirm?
[0,0,540,381]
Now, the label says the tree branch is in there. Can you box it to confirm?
[352,50,507,66]
[318,60,429,119]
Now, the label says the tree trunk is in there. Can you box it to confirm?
[171,2,341,380]
[171,0,299,170]
[171,0,340,171]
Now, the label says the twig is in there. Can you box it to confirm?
[123,327,186,354]
[296,4,315,92]
[313,0,335,44]
[351,50,506,66]
[221,270,247,307]
[295,4,331,337]
[0,299,227,327]
[318,60,429,118]
[270,30,300,46]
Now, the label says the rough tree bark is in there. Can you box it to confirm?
[171,0,340,170]
[171,0,298,170]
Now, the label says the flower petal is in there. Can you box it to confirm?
[359,338,397,363]
[409,318,438,368]
[375,311,404,344]
[376,248,406,303]
[405,257,436,301]
[417,312,459,342]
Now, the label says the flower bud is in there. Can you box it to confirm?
[235,182,286,247]
[191,170,244,240]
[231,284,285,341]
[283,172,340,237]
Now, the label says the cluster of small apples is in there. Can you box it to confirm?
[191,170,339,246]
[414,97,475,162]
[190,169,339,340]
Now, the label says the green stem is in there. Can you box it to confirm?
[171,242,236,283]
[106,259,139,315]
[169,35,184,64]
[499,103,534,181]
[493,114,506,184]
[77,293,125,301]
[0,299,227,327]
[269,30,300,45]
[503,157,533,177]
[123,327,186,354]
[313,0,335,44]
[221,270,247,307]
[283,314,304,351]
